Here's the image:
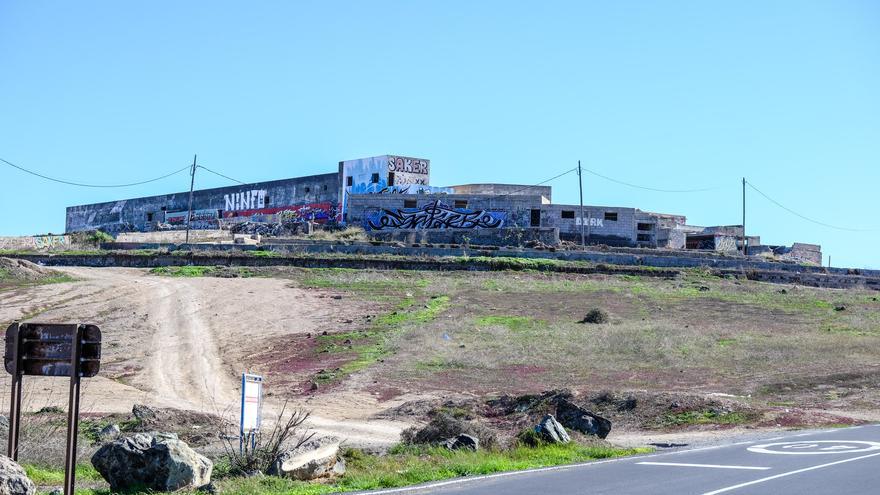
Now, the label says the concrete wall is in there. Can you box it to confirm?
[0,235,72,251]
[367,227,559,247]
[447,184,552,203]
[66,173,339,233]
[115,230,233,244]
[347,193,543,230]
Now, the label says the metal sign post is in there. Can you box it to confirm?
[239,373,263,452]
[4,323,102,495]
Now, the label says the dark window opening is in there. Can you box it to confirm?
[637,222,654,231]
[146,212,154,222]
[561,210,575,219]
[404,199,417,208]
[305,187,311,193]
[264,195,270,206]
[454,200,469,209]
[346,176,353,187]
[388,172,395,186]
[637,234,652,242]
[530,209,541,227]
[160,206,167,211]
[323,184,327,191]
[371,173,380,184]
[604,212,618,221]
[217,210,223,218]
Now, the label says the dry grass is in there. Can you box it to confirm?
[282,268,880,416]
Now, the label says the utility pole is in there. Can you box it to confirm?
[185,154,197,244]
[578,160,585,247]
[742,177,747,256]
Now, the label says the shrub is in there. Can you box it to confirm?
[515,427,546,448]
[580,308,609,324]
[219,401,314,476]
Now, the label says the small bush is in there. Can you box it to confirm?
[219,401,314,476]
[400,412,498,449]
[580,308,609,324]
[515,427,546,448]
[87,230,115,244]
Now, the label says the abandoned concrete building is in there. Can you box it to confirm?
[65,154,822,264]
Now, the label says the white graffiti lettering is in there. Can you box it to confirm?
[223,189,267,212]
[575,217,604,227]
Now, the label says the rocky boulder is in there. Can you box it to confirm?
[268,439,345,481]
[556,399,612,439]
[96,424,121,443]
[401,412,498,449]
[535,414,570,444]
[91,433,212,491]
[445,434,479,451]
[0,456,34,495]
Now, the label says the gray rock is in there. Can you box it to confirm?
[269,438,345,481]
[132,404,157,421]
[0,416,8,429]
[91,433,212,491]
[535,414,570,444]
[556,399,612,439]
[445,434,479,451]
[97,424,121,443]
[0,455,35,495]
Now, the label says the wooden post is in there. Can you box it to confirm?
[185,154,198,244]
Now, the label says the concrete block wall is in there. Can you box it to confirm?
[447,184,552,203]
[540,205,639,246]
[367,227,559,247]
[66,173,339,233]
[346,193,543,229]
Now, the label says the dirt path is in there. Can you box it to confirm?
[0,267,408,446]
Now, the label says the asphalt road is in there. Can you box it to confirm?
[367,425,880,495]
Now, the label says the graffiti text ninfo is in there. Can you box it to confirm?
[224,190,266,212]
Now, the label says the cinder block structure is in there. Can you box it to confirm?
[65,154,820,261]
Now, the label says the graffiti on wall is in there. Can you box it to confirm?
[224,189,267,212]
[365,200,505,230]
[223,202,336,224]
[32,235,70,250]
[387,156,429,185]
[164,209,220,229]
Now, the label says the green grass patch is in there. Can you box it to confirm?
[659,410,751,427]
[23,463,103,484]
[716,338,737,347]
[251,250,282,258]
[213,443,651,495]
[314,296,450,383]
[476,315,536,332]
[456,256,566,271]
[149,266,216,277]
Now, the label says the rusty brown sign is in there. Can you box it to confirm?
[4,323,101,377]
[5,322,102,495]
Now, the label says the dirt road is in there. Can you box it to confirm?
[0,267,406,446]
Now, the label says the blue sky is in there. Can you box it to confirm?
[1,1,877,267]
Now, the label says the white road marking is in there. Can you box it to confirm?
[701,451,880,495]
[748,440,880,455]
[637,462,770,470]
[354,425,872,495]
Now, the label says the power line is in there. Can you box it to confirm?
[1,157,191,188]
[581,167,722,193]
[499,167,579,197]
[197,165,247,185]
[746,180,878,232]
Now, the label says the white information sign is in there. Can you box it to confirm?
[240,373,263,435]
